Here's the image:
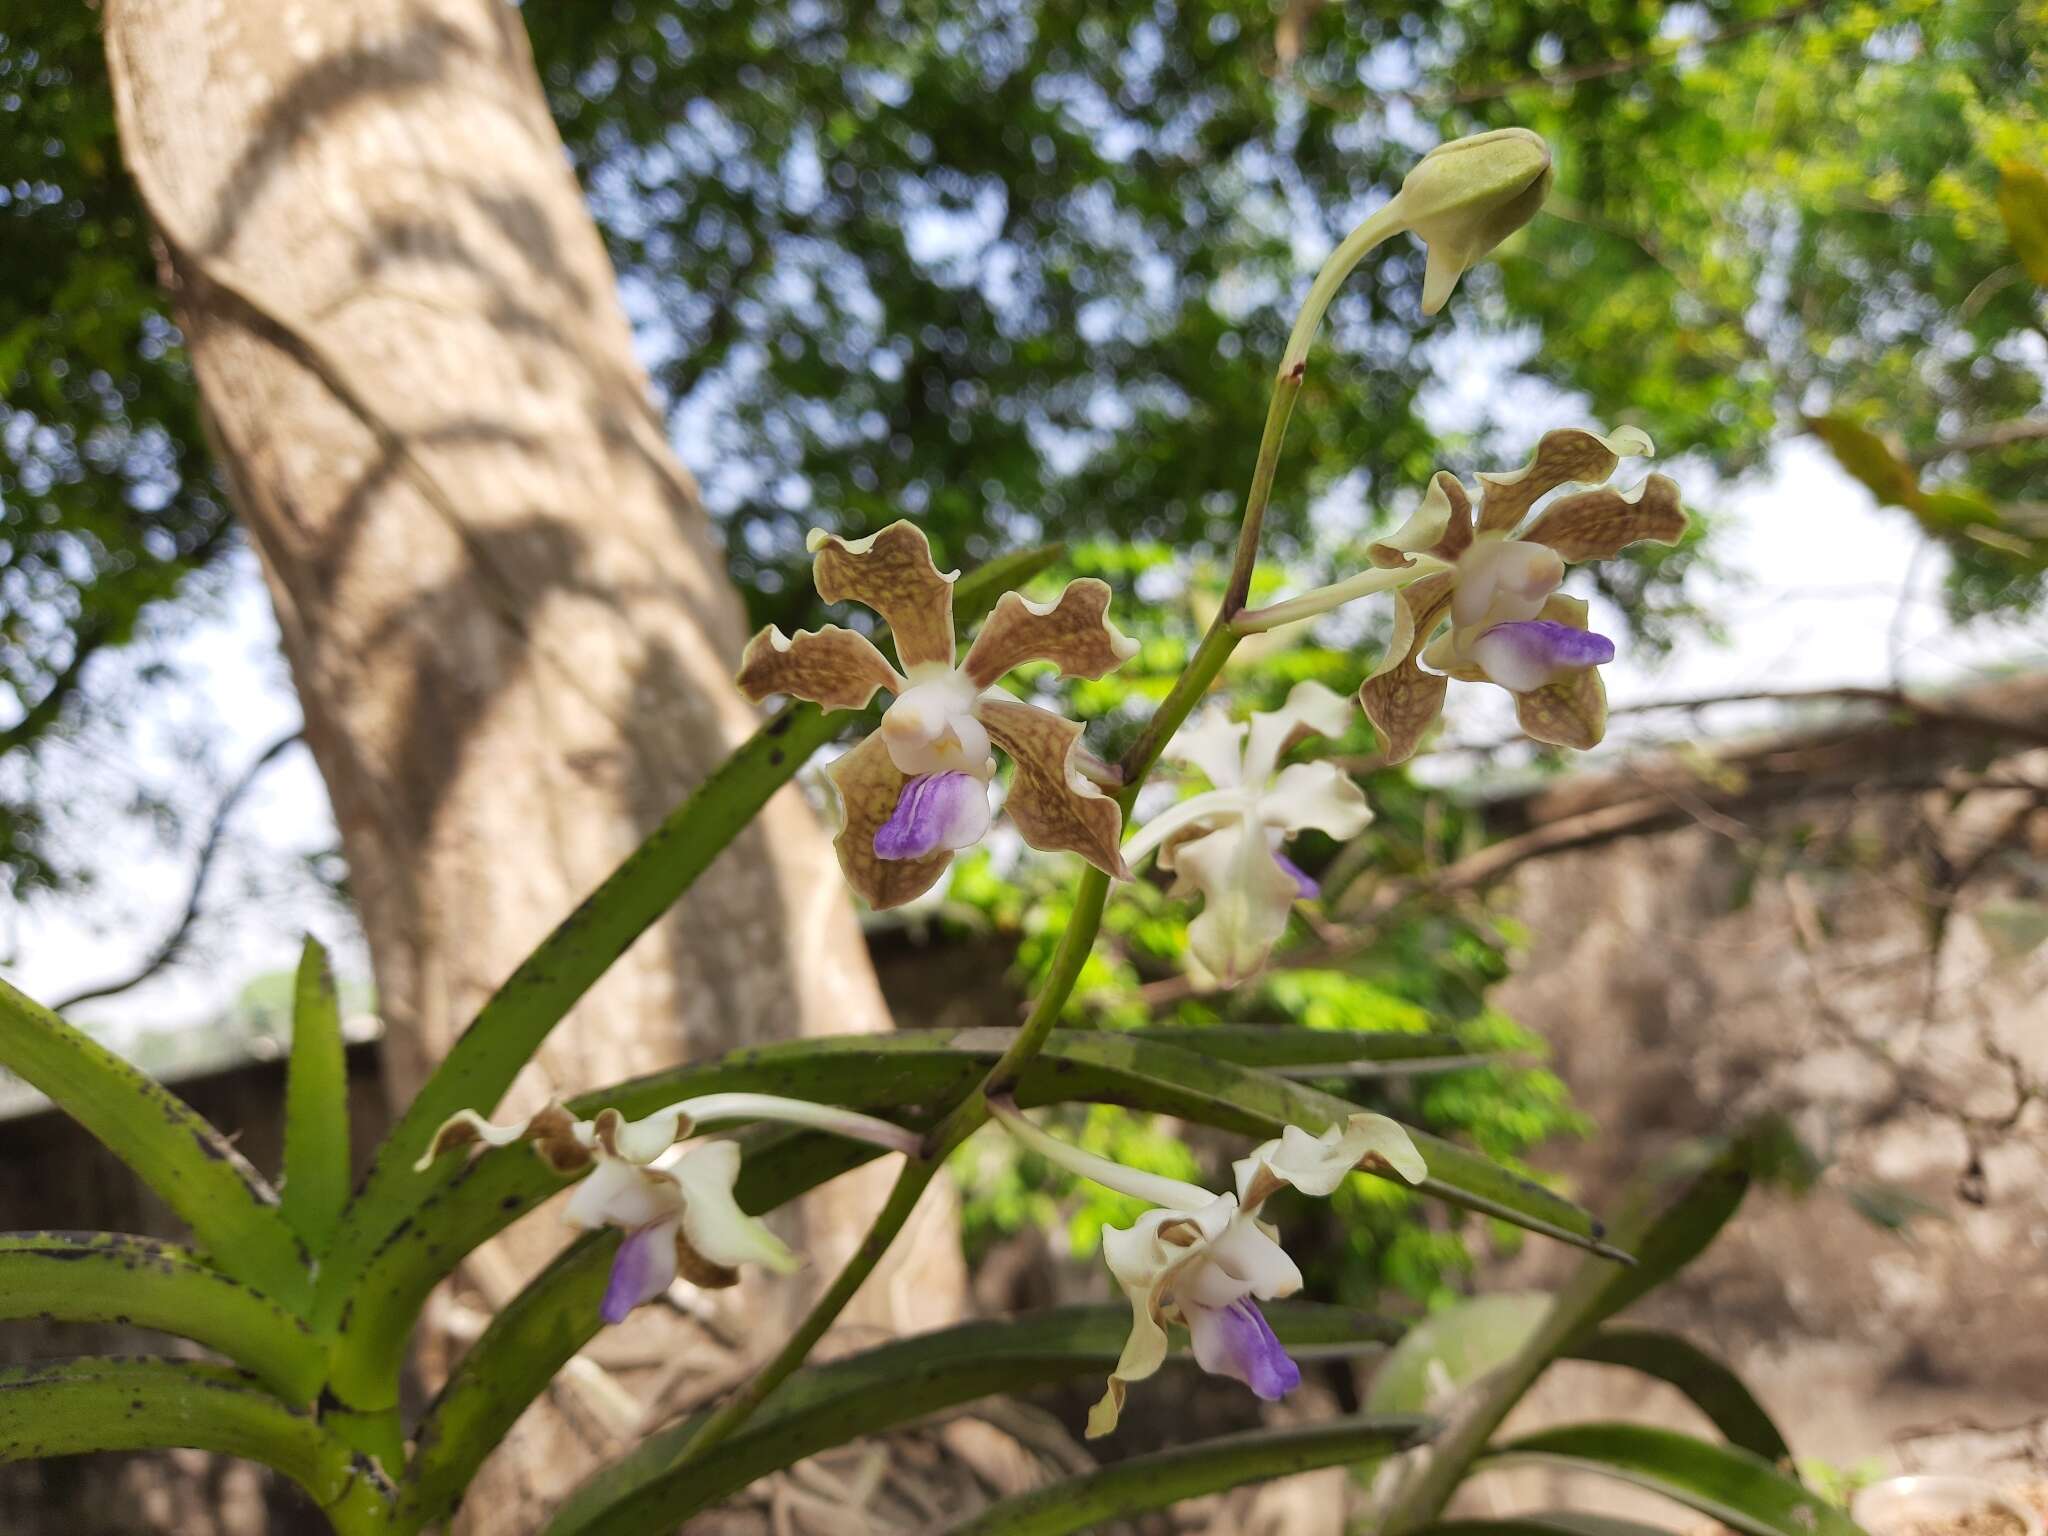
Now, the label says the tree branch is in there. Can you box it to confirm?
[1911,416,2048,463]
[52,730,302,1013]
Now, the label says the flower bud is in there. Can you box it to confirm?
[1393,127,1553,315]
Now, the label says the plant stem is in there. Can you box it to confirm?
[1233,557,1443,633]
[663,1157,940,1467]
[1220,199,1409,617]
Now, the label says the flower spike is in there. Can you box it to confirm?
[739,520,1137,909]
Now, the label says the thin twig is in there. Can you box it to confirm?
[52,730,301,1012]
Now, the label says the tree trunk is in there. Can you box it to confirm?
[102,0,963,1528]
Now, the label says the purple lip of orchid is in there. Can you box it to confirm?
[602,1225,666,1325]
[1201,1298,1302,1401]
[1272,850,1320,901]
[874,771,989,861]
[1482,618,1615,670]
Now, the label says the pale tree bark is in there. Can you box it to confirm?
[102,0,964,1529]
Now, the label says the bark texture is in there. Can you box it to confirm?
[101,0,962,1528]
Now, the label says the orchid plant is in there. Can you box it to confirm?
[0,126,1819,1536]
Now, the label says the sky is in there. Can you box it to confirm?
[7,411,2036,1057]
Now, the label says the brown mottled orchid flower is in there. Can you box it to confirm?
[736,521,1136,909]
[1347,428,1687,761]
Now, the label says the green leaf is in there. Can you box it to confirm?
[281,937,350,1254]
[1366,1293,1551,1414]
[0,1357,391,1531]
[1379,1120,1800,1533]
[1480,1425,1859,1536]
[1804,415,1919,508]
[1569,1329,1792,1465]
[0,1233,324,1401]
[334,1029,1617,1413]
[397,1234,616,1534]
[317,541,1061,1330]
[2000,162,2048,287]
[541,1305,1409,1536]
[935,1415,1436,1536]
[1407,1519,1683,1536]
[0,978,307,1303]
[1124,1025,1476,1071]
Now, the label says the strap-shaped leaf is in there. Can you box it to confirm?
[282,937,351,1254]
[538,1305,1409,1536]
[1570,1328,1791,1465]
[397,1234,616,1533]
[1378,1119,1801,1534]
[1405,1517,1684,1536]
[317,542,1062,1328]
[330,1029,1615,1411]
[0,1357,391,1530]
[0,1233,323,1401]
[1479,1425,1858,1536]
[0,978,307,1302]
[937,1414,1437,1536]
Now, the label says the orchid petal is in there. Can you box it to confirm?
[879,672,990,777]
[668,1140,800,1277]
[825,733,955,910]
[1520,472,1687,561]
[734,624,905,712]
[1120,786,1247,868]
[415,1103,592,1174]
[1504,594,1610,750]
[1174,821,1303,989]
[1241,679,1356,788]
[1263,761,1373,841]
[1470,619,1616,694]
[874,771,992,860]
[1191,1214,1304,1303]
[1450,538,1564,631]
[975,697,1127,879]
[1163,709,1250,791]
[1368,471,1474,569]
[1237,1114,1428,1204]
[564,1156,682,1233]
[601,1220,681,1324]
[1185,1298,1302,1401]
[1515,663,1609,751]
[1358,572,1456,765]
[1089,1198,1238,1437]
[960,580,1138,688]
[1475,426,1654,534]
[807,521,958,671]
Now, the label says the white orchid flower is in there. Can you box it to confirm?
[417,1093,920,1323]
[1122,681,1372,988]
[989,1096,1425,1437]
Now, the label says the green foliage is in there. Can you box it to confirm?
[1492,0,2048,618]
[0,2,235,894]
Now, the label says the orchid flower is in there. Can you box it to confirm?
[737,521,1136,909]
[1122,681,1372,988]
[988,1096,1425,1437]
[1237,428,1684,763]
[417,1094,920,1323]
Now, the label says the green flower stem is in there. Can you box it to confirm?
[1233,556,1446,634]
[1222,200,1409,614]
[660,1156,940,1468]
